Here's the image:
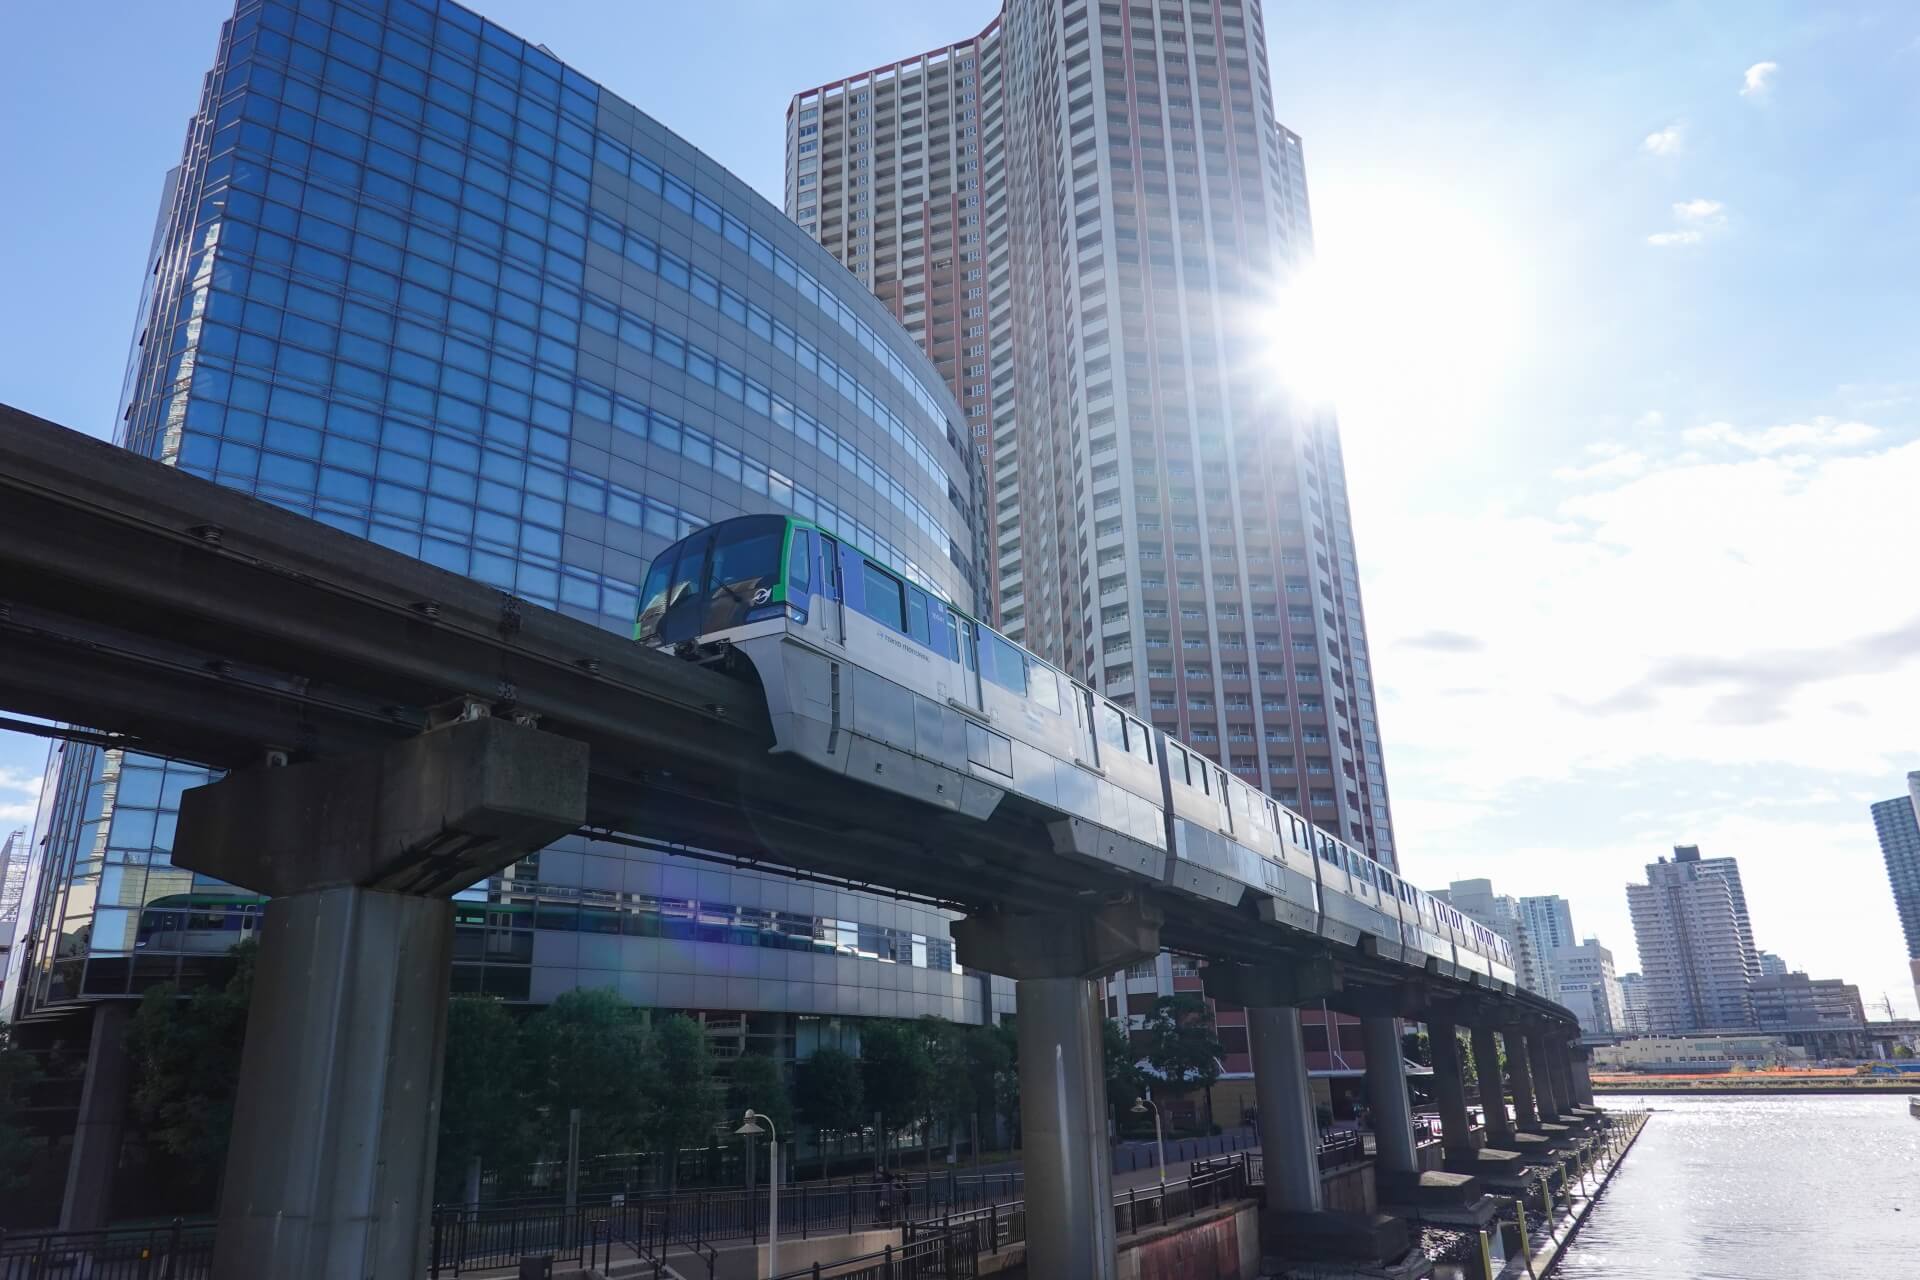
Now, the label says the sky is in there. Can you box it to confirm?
[2,2,1918,1014]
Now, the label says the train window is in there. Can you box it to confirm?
[906,587,932,646]
[703,518,786,632]
[862,561,905,632]
[1318,835,1338,863]
[636,552,674,641]
[1029,660,1061,713]
[1169,742,1190,785]
[787,529,812,597]
[960,619,977,670]
[1097,702,1127,757]
[982,630,1028,693]
[658,529,712,643]
[1128,718,1154,762]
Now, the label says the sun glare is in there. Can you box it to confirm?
[1239,186,1531,441]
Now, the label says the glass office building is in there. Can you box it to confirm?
[5,0,992,1082]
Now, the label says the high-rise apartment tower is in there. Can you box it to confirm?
[786,0,1399,865]
[1870,778,1920,1013]
[1627,845,1760,1034]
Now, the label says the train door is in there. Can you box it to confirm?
[818,532,846,643]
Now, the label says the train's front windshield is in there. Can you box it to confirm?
[636,516,788,645]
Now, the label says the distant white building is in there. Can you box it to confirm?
[1591,1034,1804,1073]
[1519,895,1576,990]
[1618,972,1650,1034]
[1552,937,1625,1036]
[1758,951,1789,978]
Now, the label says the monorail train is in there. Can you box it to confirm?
[635,514,1515,989]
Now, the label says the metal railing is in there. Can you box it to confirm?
[768,1222,980,1280]
[0,1219,215,1280]
[428,1202,596,1277]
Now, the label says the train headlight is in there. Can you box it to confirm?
[746,603,808,624]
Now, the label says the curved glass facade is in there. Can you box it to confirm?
[8,0,989,1035]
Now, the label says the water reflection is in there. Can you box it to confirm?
[1558,1093,1920,1278]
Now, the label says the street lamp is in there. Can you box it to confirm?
[1130,1093,1166,1190]
[735,1110,781,1279]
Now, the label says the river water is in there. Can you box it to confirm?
[1557,1094,1920,1278]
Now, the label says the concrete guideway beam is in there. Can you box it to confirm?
[1249,1006,1324,1214]
[175,717,589,1280]
[954,896,1161,1280]
[1470,1025,1515,1148]
[1362,1015,1419,1175]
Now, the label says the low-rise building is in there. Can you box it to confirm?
[1751,971,1869,1059]
[1591,1034,1806,1073]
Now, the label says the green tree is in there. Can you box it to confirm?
[1894,1043,1915,1060]
[795,1046,865,1166]
[645,1014,720,1190]
[916,1017,977,1169]
[961,1024,1014,1153]
[727,1053,790,1188]
[437,995,528,1200]
[1402,1028,1431,1066]
[1143,994,1223,1132]
[126,938,256,1192]
[0,1023,42,1194]
[726,1052,792,1137]
[521,987,653,1159]
[1103,1018,1145,1116]
[859,1020,931,1167]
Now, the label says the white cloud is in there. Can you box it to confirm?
[1682,417,1881,454]
[1553,443,1648,482]
[1742,60,1779,97]
[1642,123,1685,156]
[1635,410,1665,429]
[1648,198,1727,247]
[0,802,37,826]
[1353,413,1920,1014]
[0,767,41,797]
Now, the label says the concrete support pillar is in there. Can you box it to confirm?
[1427,1020,1474,1156]
[214,887,454,1276]
[173,717,589,1280]
[1570,1050,1595,1107]
[1528,1033,1561,1121]
[1550,1041,1578,1111]
[1014,977,1118,1280]
[58,1001,132,1229]
[955,896,1161,1280]
[1469,1026,1514,1148]
[1504,1031,1539,1130]
[1361,1015,1419,1174]
[1249,1006,1323,1213]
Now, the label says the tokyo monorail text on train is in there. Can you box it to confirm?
[636,514,1516,989]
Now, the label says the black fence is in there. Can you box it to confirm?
[768,1221,979,1280]
[0,1220,216,1280]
